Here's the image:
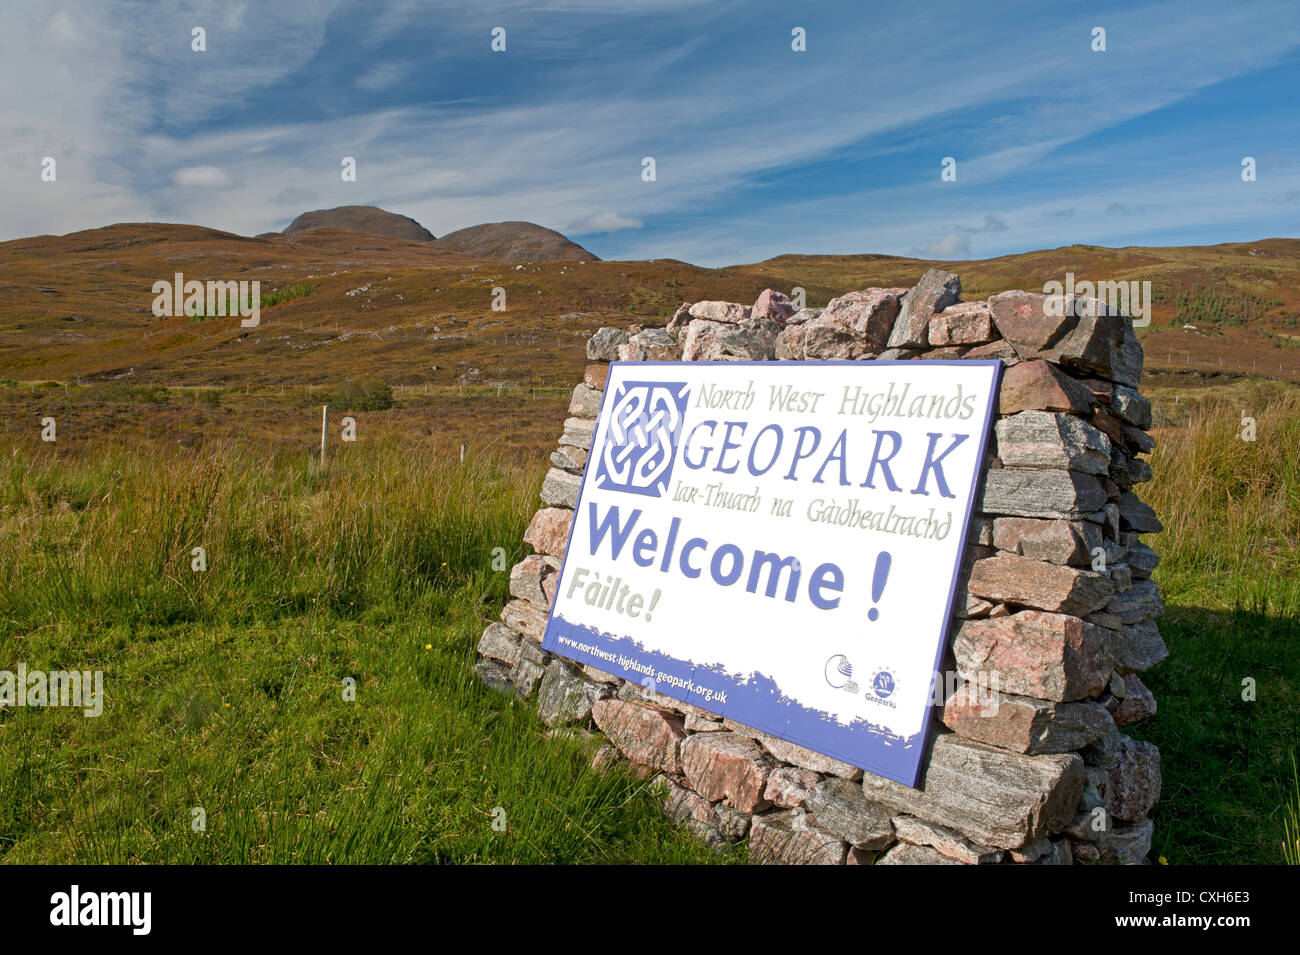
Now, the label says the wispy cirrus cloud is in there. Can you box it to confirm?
[0,0,1296,264]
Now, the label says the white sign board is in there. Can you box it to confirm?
[543,359,1001,786]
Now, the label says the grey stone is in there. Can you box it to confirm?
[1093,735,1161,822]
[892,815,1004,864]
[994,411,1112,475]
[541,467,581,508]
[1111,385,1153,430]
[550,444,588,473]
[688,301,751,323]
[1123,538,1161,579]
[888,269,962,348]
[517,640,549,666]
[568,382,602,417]
[1095,817,1154,865]
[988,291,1144,387]
[1032,839,1074,865]
[477,622,522,667]
[586,327,628,361]
[560,416,595,450]
[805,778,895,849]
[859,734,1086,850]
[536,659,608,727]
[748,811,847,865]
[942,684,1116,754]
[876,843,965,865]
[751,729,864,780]
[1118,492,1163,533]
[1111,578,1164,625]
[774,324,806,360]
[656,776,727,847]
[1127,457,1154,485]
[714,804,752,841]
[474,659,514,695]
[682,318,729,361]
[980,468,1108,519]
[1082,729,1125,770]
[718,328,772,361]
[785,307,822,325]
[954,610,1120,702]
[804,288,907,358]
[510,658,547,698]
[618,327,680,362]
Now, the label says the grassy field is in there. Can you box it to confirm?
[0,385,1297,864]
[0,441,730,863]
[1134,387,1300,864]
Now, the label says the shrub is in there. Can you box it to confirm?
[330,377,393,411]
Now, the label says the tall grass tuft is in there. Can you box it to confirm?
[0,439,530,630]
[1135,390,1300,864]
[1285,753,1300,865]
[0,437,733,864]
[1144,392,1300,613]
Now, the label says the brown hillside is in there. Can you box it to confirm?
[3,225,1299,459]
[284,205,436,242]
[2,226,1298,403]
[436,221,598,263]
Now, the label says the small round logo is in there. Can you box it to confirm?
[824,654,853,689]
[870,669,896,700]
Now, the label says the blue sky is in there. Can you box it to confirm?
[2,0,1298,266]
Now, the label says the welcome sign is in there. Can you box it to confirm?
[542,360,1002,787]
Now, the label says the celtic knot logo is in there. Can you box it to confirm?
[593,380,690,497]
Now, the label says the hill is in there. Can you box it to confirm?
[284,205,436,242]
[436,221,598,263]
[4,228,1299,396]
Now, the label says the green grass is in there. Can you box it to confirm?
[260,282,318,309]
[0,442,733,863]
[1284,754,1300,865]
[1,388,1297,864]
[1135,391,1300,864]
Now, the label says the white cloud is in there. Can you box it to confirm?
[566,211,643,234]
[354,62,408,91]
[172,166,231,188]
[921,233,972,259]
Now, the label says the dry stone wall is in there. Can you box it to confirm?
[475,270,1165,865]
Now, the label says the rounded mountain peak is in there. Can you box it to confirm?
[284,206,436,242]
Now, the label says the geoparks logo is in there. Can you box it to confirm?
[593,380,690,497]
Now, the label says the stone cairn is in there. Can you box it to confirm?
[474,270,1164,865]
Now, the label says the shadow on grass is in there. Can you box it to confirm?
[1131,602,1299,865]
